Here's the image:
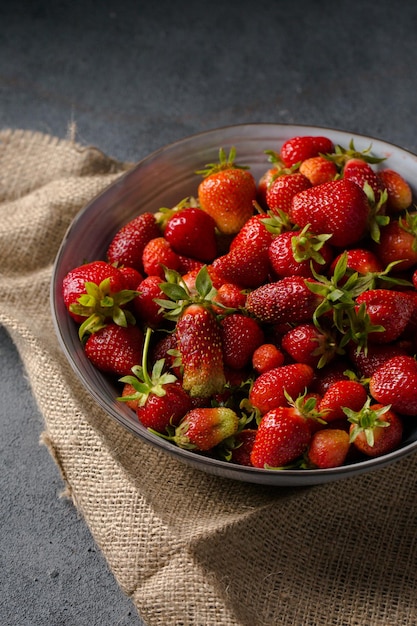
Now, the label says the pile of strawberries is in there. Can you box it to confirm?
[62,134,417,471]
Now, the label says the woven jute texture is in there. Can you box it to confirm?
[1,128,417,626]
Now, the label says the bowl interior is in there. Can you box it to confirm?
[51,123,417,486]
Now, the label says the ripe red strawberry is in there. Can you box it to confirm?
[299,155,338,186]
[163,206,218,262]
[281,323,339,369]
[348,400,403,457]
[265,172,311,215]
[369,355,417,415]
[62,260,137,337]
[318,380,367,423]
[268,226,333,279]
[171,407,239,451]
[377,168,413,212]
[229,213,274,251]
[133,275,167,328]
[348,342,410,378]
[375,213,417,271]
[343,158,385,202]
[142,237,181,278]
[289,179,371,247]
[212,223,272,288]
[84,323,144,377]
[212,282,247,312]
[118,266,143,290]
[330,248,383,276]
[118,327,191,432]
[245,276,322,325]
[230,429,257,466]
[355,289,415,344]
[280,135,334,168]
[197,147,257,235]
[107,212,161,273]
[180,265,224,296]
[250,405,312,468]
[220,313,264,370]
[312,358,352,396]
[249,362,315,415]
[176,304,226,397]
[252,343,285,374]
[306,429,350,468]
[177,255,205,275]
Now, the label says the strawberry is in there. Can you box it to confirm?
[289,179,371,247]
[298,155,338,186]
[249,362,315,415]
[318,380,367,423]
[348,341,410,378]
[212,226,271,288]
[265,172,311,215]
[142,237,181,278]
[355,289,415,344]
[281,322,340,369]
[280,135,334,168]
[306,429,350,468]
[133,275,167,328]
[118,328,191,432]
[369,355,417,415]
[252,343,285,374]
[347,399,403,457]
[163,206,218,262]
[197,147,257,235]
[229,213,274,251]
[312,358,352,396]
[377,168,413,212]
[375,212,417,271]
[62,260,138,338]
[250,405,312,468]
[330,248,383,276]
[84,323,144,377]
[245,276,322,325]
[268,226,333,279]
[118,266,143,290]
[170,407,239,451]
[230,429,257,466]
[220,313,265,370]
[176,304,226,397]
[107,212,161,273]
[212,282,247,312]
[343,158,385,203]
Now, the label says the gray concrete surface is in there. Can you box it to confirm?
[2,1,417,624]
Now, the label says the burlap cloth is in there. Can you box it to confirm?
[1,128,417,626]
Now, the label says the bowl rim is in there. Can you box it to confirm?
[50,122,417,486]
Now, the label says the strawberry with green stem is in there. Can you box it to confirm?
[118,327,191,432]
[197,147,257,235]
[346,398,403,457]
[62,260,139,340]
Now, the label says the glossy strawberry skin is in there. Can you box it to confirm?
[268,229,333,279]
[220,313,264,370]
[318,380,368,423]
[377,168,413,212]
[330,248,383,276]
[62,260,127,324]
[355,289,415,344]
[164,206,218,262]
[307,429,350,468]
[375,215,417,271]
[230,429,257,466]
[290,179,371,247]
[245,276,322,325]
[280,136,334,168]
[212,234,271,289]
[369,355,417,415]
[343,158,385,202]
[252,344,285,374]
[249,362,315,415]
[174,407,239,451]
[133,275,167,328]
[350,404,403,457]
[250,406,312,468]
[107,212,161,273]
[84,324,144,377]
[281,323,338,368]
[136,382,192,432]
[299,155,338,186]
[176,304,226,398]
[142,237,181,278]
[265,172,311,215]
[198,168,257,235]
